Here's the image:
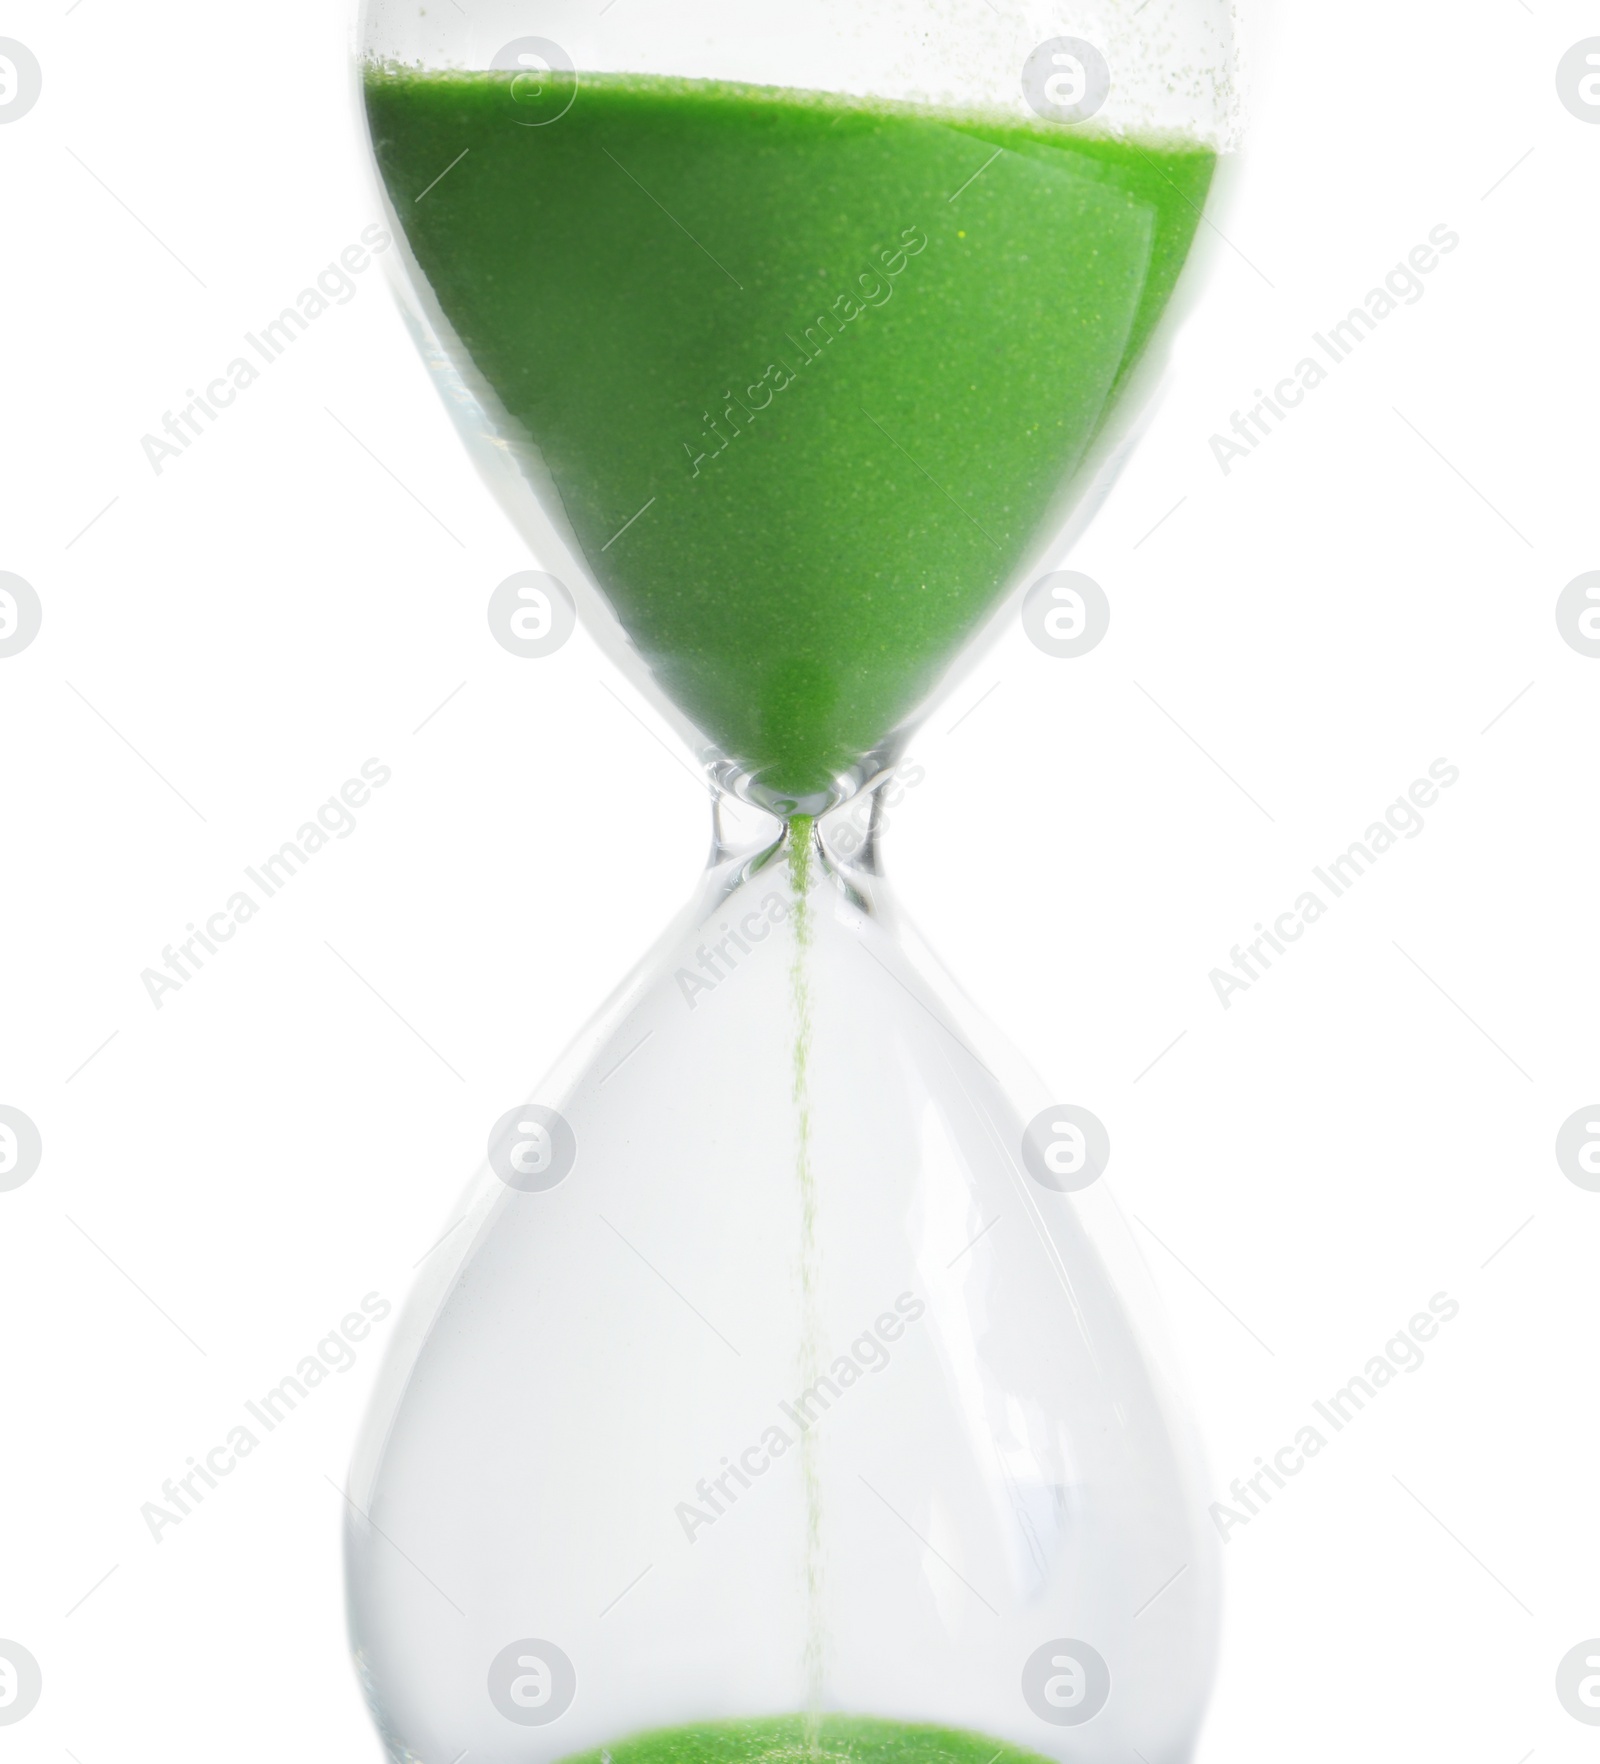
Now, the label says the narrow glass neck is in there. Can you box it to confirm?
[706,769,906,924]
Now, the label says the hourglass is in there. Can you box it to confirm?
[346,3,1238,1761]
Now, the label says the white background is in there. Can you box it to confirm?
[3,1,1598,1761]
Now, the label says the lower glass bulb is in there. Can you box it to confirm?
[344,807,1217,1764]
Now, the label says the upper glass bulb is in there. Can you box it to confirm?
[355,0,1238,813]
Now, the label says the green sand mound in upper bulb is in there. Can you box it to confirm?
[556,1713,1055,1764]
[365,69,1215,802]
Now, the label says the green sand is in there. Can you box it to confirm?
[366,70,1214,802]
[557,1714,1053,1764]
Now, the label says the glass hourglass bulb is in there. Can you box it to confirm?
[347,801,1219,1763]
[344,2,1239,1760]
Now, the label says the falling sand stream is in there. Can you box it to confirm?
[787,817,824,1746]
